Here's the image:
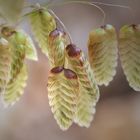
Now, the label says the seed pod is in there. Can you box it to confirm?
[2,64,28,107]
[29,7,56,56]
[47,66,79,130]
[1,27,38,61]
[88,24,118,86]
[0,38,12,94]
[65,44,99,128]
[119,24,140,91]
[48,28,67,67]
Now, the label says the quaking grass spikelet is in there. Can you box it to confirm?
[65,44,99,128]
[119,24,140,91]
[47,66,79,130]
[1,26,28,106]
[88,24,118,86]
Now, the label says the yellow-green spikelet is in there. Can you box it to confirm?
[88,24,118,86]
[29,7,56,56]
[0,38,12,94]
[65,44,99,128]
[47,66,79,130]
[119,24,140,91]
[48,28,67,67]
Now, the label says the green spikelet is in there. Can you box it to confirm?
[1,26,27,106]
[29,7,56,56]
[48,29,67,67]
[1,27,38,61]
[65,44,99,128]
[2,64,28,107]
[119,24,140,91]
[47,67,79,130]
[1,26,26,79]
[0,38,12,94]
[88,24,118,86]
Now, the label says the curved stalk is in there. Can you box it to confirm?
[49,9,73,43]
[48,0,106,25]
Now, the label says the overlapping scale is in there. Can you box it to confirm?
[2,64,27,106]
[0,38,12,94]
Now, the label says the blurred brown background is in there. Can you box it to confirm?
[0,0,140,140]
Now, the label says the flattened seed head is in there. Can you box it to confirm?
[64,69,77,79]
[101,25,107,29]
[49,28,65,39]
[1,26,15,37]
[100,24,116,36]
[131,24,137,29]
[130,24,140,31]
[66,44,81,57]
[51,66,64,74]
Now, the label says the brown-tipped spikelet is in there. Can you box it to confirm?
[1,26,28,106]
[88,24,118,86]
[47,66,79,130]
[0,38,12,94]
[119,24,140,91]
[65,44,99,128]
[48,29,67,67]
[29,6,56,56]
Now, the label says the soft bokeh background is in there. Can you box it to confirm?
[0,0,140,140]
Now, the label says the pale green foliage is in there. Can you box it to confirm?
[65,44,99,128]
[0,38,12,94]
[48,29,67,67]
[48,67,79,130]
[88,24,118,86]
[2,64,27,106]
[119,24,140,91]
[29,7,56,56]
